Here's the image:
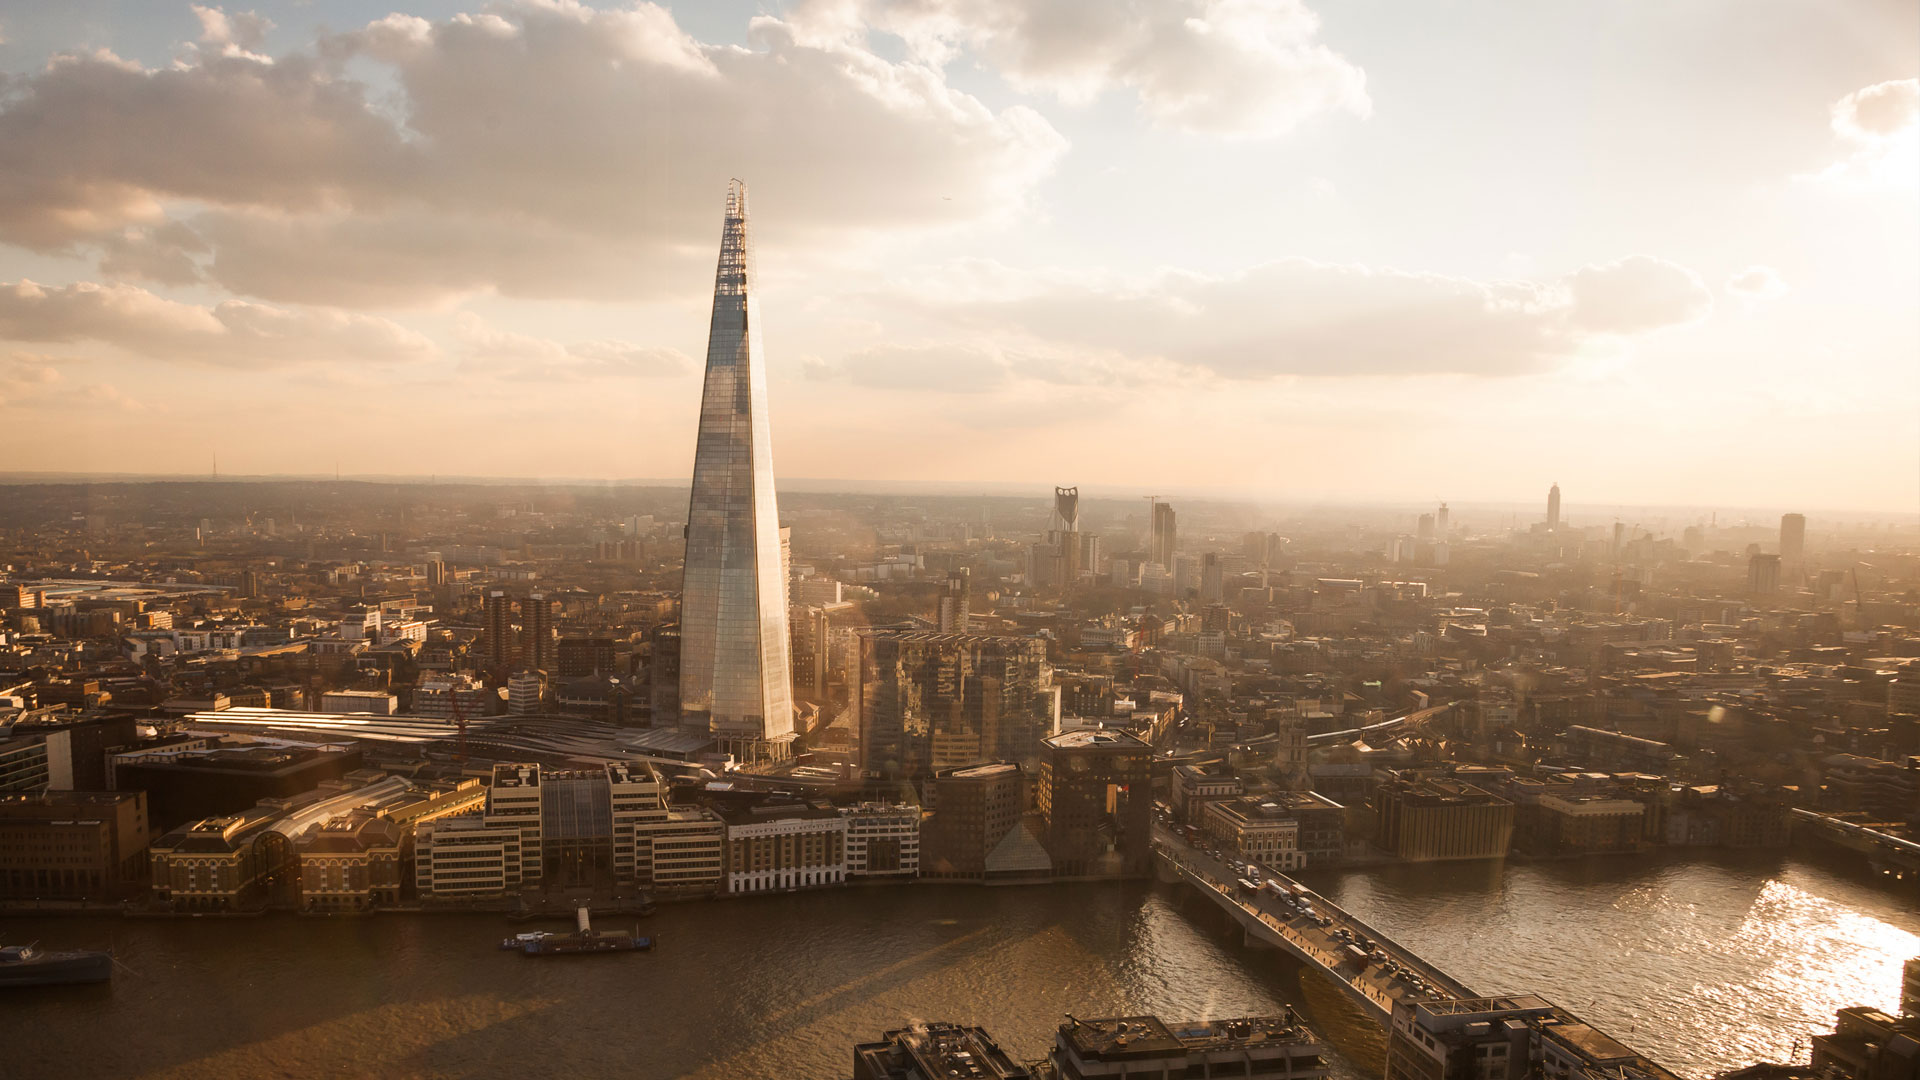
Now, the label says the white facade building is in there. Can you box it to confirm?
[840,803,921,878]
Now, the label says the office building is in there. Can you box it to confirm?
[1051,1014,1329,1080]
[320,690,397,715]
[523,591,555,671]
[606,760,667,884]
[115,741,365,832]
[646,807,726,895]
[719,799,847,894]
[1150,501,1178,565]
[853,1023,1033,1080]
[412,674,495,719]
[678,181,796,763]
[294,812,406,912]
[483,590,515,673]
[1547,483,1561,530]
[1748,553,1781,595]
[1171,764,1243,827]
[1201,552,1224,604]
[558,635,617,678]
[857,630,1058,778]
[920,761,1026,880]
[841,803,921,878]
[1033,486,1084,592]
[1202,797,1307,871]
[1037,729,1152,877]
[1374,777,1516,861]
[414,760,720,899]
[1811,1006,1920,1080]
[937,569,971,633]
[416,764,542,898]
[507,670,545,716]
[649,624,682,726]
[149,774,409,912]
[0,790,149,900]
[1200,790,1344,867]
[1436,502,1449,536]
[1386,996,1678,1080]
[0,733,51,793]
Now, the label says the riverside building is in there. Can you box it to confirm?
[1374,777,1516,862]
[414,760,723,900]
[719,800,847,894]
[1038,729,1153,877]
[841,803,921,878]
[1051,1014,1330,1080]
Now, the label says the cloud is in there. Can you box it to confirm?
[189,4,274,61]
[1833,79,1920,140]
[0,352,62,409]
[453,313,692,381]
[805,342,1012,391]
[1726,265,1788,305]
[1563,255,1713,334]
[0,279,435,366]
[885,254,1711,379]
[850,0,1368,138]
[1808,78,1919,189]
[0,3,1067,306]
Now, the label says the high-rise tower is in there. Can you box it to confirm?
[678,181,795,761]
[1547,483,1561,531]
[1149,501,1177,565]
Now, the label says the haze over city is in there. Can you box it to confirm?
[3,4,1920,1080]
[0,1,1914,510]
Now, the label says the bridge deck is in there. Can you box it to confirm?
[1154,825,1473,1023]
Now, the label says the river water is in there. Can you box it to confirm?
[5,854,1914,1080]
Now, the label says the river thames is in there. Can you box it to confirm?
[6,852,1915,1080]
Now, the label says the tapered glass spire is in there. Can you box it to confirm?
[678,180,794,759]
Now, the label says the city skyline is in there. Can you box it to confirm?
[0,1,1913,511]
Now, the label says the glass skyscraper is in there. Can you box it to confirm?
[678,181,795,760]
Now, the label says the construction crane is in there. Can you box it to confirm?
[447,678,470,764]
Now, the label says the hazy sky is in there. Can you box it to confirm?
[0,1,1914,512]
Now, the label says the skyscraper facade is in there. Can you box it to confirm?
[1033,486,1083,592]
[938,569,972,633]
[1779,513,1806,565]
[522,591,554,672]
[1149,501,1177,565]
[483,590,514,673]
[678,181,795,761]
[1547,484,1562,531]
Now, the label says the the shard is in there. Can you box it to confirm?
[678,180,794,761]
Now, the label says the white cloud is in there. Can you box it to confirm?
[1809,78,1919,189]
[0,2,1067,306]
[881,254,1712,379]
[0,352,61,409]
[850,0,1368,138]
[805,341,1012,391]
[1726,265,1789,305]
[453,313,692,381]
[0,279,435,367]
[1833,79,1920,141]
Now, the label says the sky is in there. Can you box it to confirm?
[0,0,1914,513]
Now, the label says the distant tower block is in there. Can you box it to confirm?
[939,569,972,633]
[1547,483,1562,531]
[677,181,795,763]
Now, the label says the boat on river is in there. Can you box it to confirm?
[0,943,113,987]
